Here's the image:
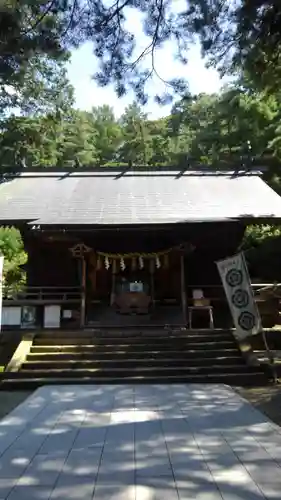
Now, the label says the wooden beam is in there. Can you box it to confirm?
[80,257,86,328]
[180,253,187,325]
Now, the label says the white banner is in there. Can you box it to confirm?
[216,252,261,339]
[0,256,3,332]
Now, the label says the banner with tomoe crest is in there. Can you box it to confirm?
[216,252,261,339]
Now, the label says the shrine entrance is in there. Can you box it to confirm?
[84,248,185,326]
[113,270,152,315]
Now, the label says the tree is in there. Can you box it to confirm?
[241,225,281,282]
[90,106,121,164]
[2,82,281,172]
[0,1,70,115]
[57,110,98,166]
[0,227,27,298]
[168,87,281,168]
[118,103,151,164]
[3,1,280,102]
[0,57,74,117]
[0,115,59,168]
[0,99,76,170]
[146,119,172,166]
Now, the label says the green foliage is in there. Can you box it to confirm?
[241,225,281,282]
[2,1,281,286]
[0,1,71,116]
[242,225,281,249]
[169,88,281,167]
[0,227,27,297]
[3,1,280,103]
[91,106,122,164]
[57,110,98,167]
[0,1,64,81]
[2,84,281,171]
[118,103,150,164]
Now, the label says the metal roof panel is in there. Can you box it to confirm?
[0,170,280,225]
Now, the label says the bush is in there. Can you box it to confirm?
[0,227,27,298]
[241,225,281,282]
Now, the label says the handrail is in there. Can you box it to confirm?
[16,286,82,290]
[4,283,281,304]
[185,284,281,301]
[185,283,281,288]
[4,285,82,302]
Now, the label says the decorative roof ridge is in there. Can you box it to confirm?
[3,166,265,178]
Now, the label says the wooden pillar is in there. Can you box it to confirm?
[110,263,116,306]
[69,243,91,329]
[180,253,187,325]
[150,272,155,309]
[150,259,155,309]
[80,256,86,328]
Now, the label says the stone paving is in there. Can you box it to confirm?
[0,385,281,499]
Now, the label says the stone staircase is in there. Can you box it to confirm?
[1,328,267,388]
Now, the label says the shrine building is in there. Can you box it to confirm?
[1,166,281,330]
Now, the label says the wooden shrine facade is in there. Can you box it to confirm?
[1,167,281,329]
[3,222,245,329]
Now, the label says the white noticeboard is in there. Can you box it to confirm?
[2,307,21,326]
[63,310,72,319]
[44,305,61,329]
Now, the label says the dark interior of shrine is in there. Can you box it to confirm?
[19,221,246,327]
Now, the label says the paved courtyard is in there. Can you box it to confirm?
[0,385,281,499]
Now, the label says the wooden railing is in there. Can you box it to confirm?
[186,283,281,296]
[4,286,82,303]
[182,284,281,307]
[4,283,281,305]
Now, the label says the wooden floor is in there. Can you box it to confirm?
[0,384,281,499]
[86,304,184,327]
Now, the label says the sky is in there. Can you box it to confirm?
[66,3,225,119]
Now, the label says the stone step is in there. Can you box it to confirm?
[30,346,240,356]
[33,333,233,344]
[27,351,242,362]
[32,339,237,349]
[35,327,233,333]
[22,356,245,370]
[0,371,267,390]
[9,327,263,388]
[35,330,234,339]
[12,364,260,378]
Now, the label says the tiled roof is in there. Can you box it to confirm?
[0,169,281,226]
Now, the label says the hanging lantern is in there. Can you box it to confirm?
[164,254,169,269]
[139,256,144,269]
[120,257,126,271]
[96,256,102,270]
[105,256,110,270]
[131,257,137,271]
[155,255,161,269]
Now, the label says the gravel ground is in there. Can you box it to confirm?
[236,384,281,426]
[0,391,32,420]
